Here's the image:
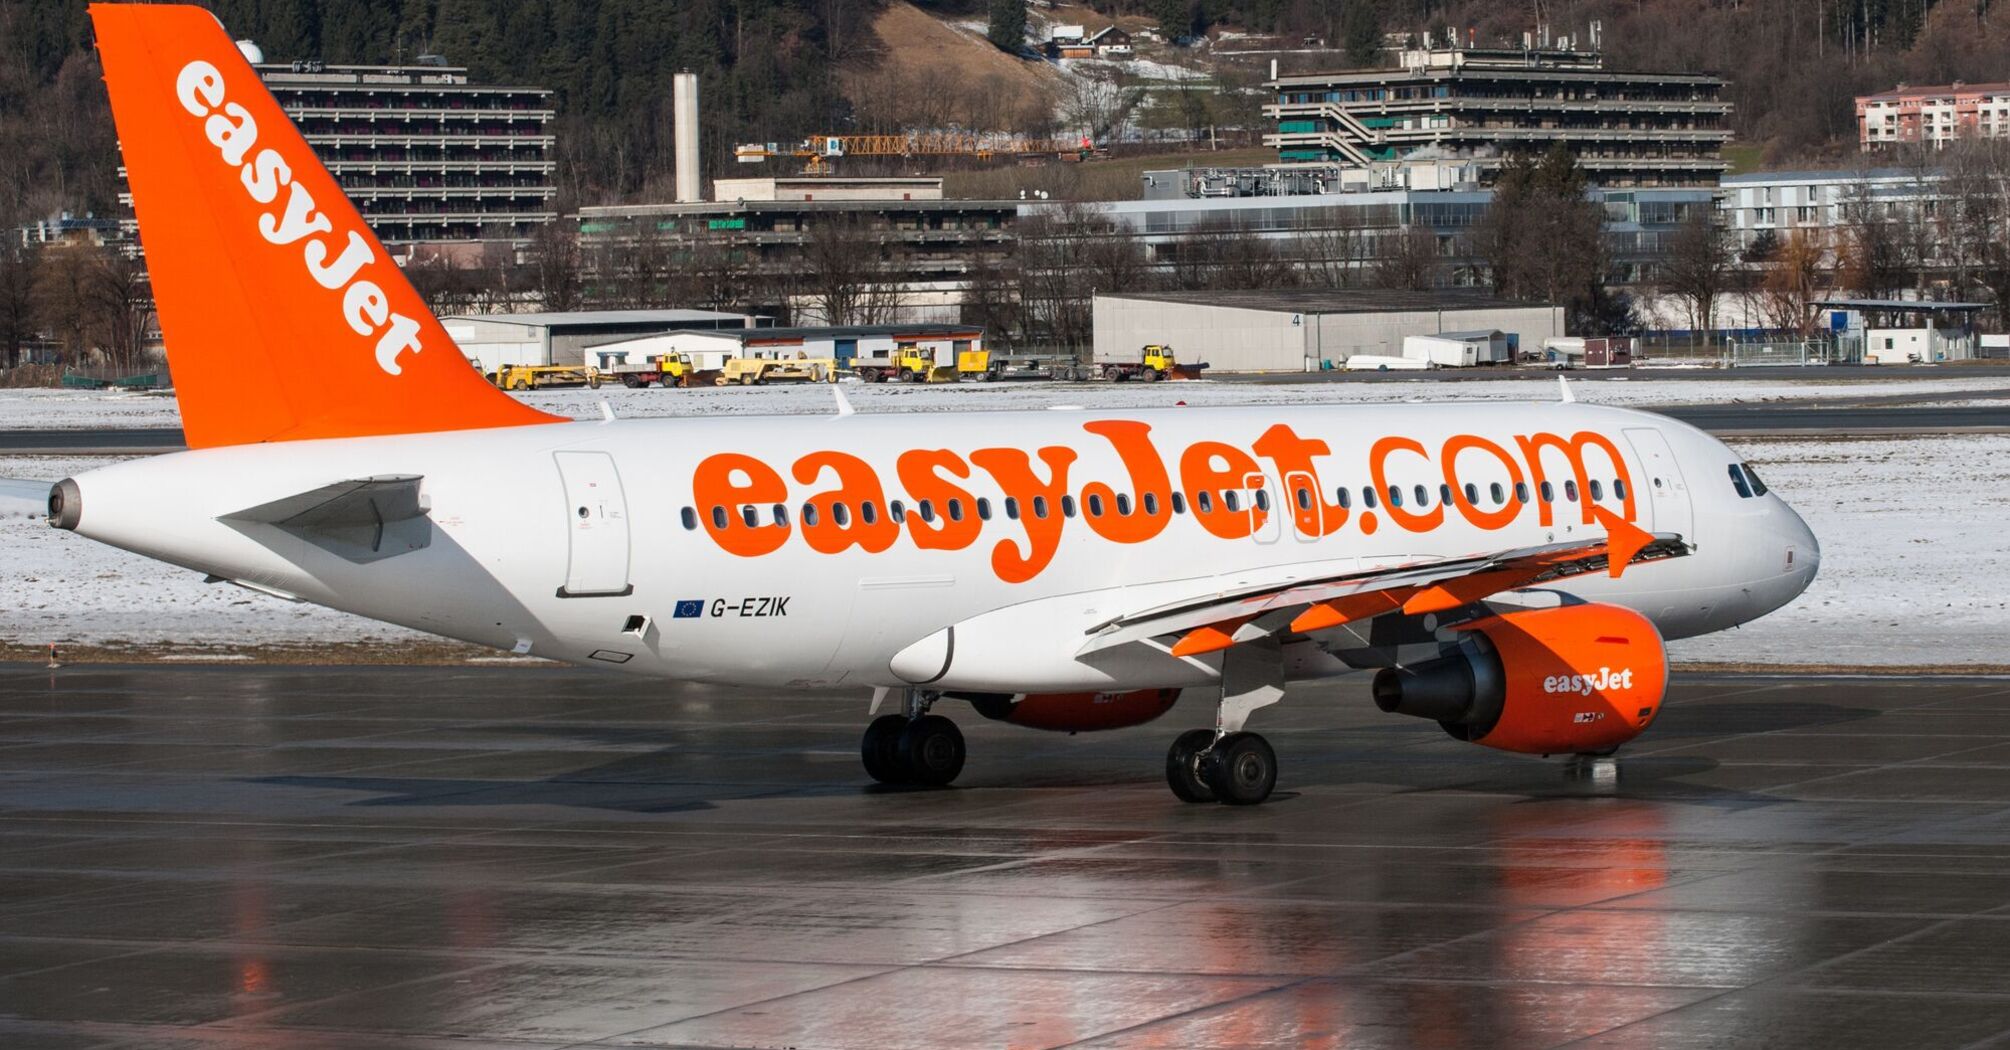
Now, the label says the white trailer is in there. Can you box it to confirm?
[1402,335,1480,367]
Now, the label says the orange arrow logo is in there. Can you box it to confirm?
[1591,505,1653,578]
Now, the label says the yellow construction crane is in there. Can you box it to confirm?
[735,132,1100,175]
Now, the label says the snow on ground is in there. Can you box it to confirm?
[6,373,2010,430]
[1665,434,2010,668]
[3,435,2005,666]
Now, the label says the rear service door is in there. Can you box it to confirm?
[555,451,633,597]
[1623,427,1693,542]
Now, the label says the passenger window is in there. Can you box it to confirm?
[1224,490,1242,512]
[1336,487,1352,509]
[918,500,936,522]
[1613,479,1628,501]
[1171,492,1187,514]
[1728,464,1752,499]
[711,506,728,529]
[976,497,992,520]
[1589,480,1604,502]
[1413,484,1428,507]
[946,499,963,522]
[1086,494,1104,517]
[1564,481,1579,502]
[1296,486,1312,511]
[681,507,698,530]
[1387,486,1403,508]
[1061,495,1078,518]
[1142,493,1159,515]
[832,502,851,527]
[1743,464,1769,496]
[801,503,820,527]
[1439,483,1452,505]
[890,500,907,523]
[1033,496,1049,519]
[773,503,790,527]
[859,501,876,525]
[1254,489,1270,512]
[743,505,761,528]
[1540,481,1554,502]
[1463,482,1478,505]
[1363,486,1379,509]
[1197,491,1214,514]
[1515,482,1529,504]
[1004,497,1020,519]
[1490,482,1505,505]
[1116,494,1132,516]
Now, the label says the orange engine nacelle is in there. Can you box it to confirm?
[967,689,1182,733]
[1370,604,1668,755]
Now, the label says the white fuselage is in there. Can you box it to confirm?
[61,400,1819,690]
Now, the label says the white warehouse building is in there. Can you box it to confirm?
[1093,290,1564,372]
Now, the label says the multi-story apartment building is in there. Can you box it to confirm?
[121,55,557,250]
[1857,83,2010,149]
[1264,44,1731,188]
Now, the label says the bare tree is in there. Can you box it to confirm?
[799,213,900,326]
[1943,138,2010,328]
[0,242,39,369]
[1369,224,1440,291]
[1836,172,1912,299]
[1757,229,1828,335]
[1662,207,1733,333]
[1163,216,1294,292]
[527,222,583,312]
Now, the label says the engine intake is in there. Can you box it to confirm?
[1372,604,1667,755]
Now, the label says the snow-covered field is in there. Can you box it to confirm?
[4,434,2006,667]
[5,373,2010,430]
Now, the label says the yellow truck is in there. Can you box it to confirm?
[489,364,602,390]
[607,354,695,388]
[714,356,839,386]
[1093,344,1204,382]
[853,343,998,383]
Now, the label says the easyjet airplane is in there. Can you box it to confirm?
[30,4,1819,805]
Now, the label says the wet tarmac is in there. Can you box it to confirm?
[2,666,2010,1049]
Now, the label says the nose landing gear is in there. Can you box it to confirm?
[860,690,966,787]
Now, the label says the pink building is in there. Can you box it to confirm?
[1858,82,2010,149]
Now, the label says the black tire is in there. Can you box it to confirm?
[1204,732,1277,805]
[897,714,966,787]
[1141,368,1161,383]
[1104,364,1124,382]
[621,375,644,389]
[861,714,910,784]
[1165,729,1218,803]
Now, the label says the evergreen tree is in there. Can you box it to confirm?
[987,0,1026,53]
[1341,0,1381,66]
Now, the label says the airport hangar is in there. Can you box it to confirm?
[441,309,766,374]
[1092,288,1565,372]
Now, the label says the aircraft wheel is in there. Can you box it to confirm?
[861,714,910,784]
[897,714,965,787]
[1204,732,1276,806]
[1165,729,1218,803]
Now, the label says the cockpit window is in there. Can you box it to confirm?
[1728,464,1753,499]
[1743,464,1769,496]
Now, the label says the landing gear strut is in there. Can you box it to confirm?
[1164,637,1285,806]
[860,689,966,788]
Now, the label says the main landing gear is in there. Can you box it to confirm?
[860,689,965,787]
[1164,637,1286,806]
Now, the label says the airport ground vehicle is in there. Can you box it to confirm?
[714,356,839,386]
[1094,345,1205,382]
[489,364,601,391]
[608,354,694,388]
[852,344,999,383]
[49,4,1823,810]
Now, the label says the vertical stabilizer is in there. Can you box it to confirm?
[91,4,563,447]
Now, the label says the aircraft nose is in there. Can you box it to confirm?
[1775,499,1820,596]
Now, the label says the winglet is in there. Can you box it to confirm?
[832,384,856,417]
[1558,375,1575,403]
[1592,505,1653,577]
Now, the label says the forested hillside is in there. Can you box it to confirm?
[3,0,2006,227]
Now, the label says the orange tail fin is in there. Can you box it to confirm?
[91,4,563,448]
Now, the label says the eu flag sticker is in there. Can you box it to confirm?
[673,599,706,619]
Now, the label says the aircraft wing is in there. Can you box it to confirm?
[1078,508,1687,660]
[220,475,430,562]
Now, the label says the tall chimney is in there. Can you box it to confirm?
[672,71,701,203]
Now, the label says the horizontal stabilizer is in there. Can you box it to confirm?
[221,475,429,562]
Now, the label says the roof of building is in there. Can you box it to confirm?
[442,310,757,328]
[1813,298,1990,312]
[594,323,982,347]
[1100,289,1555,315]
[1859,82,2010,101]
